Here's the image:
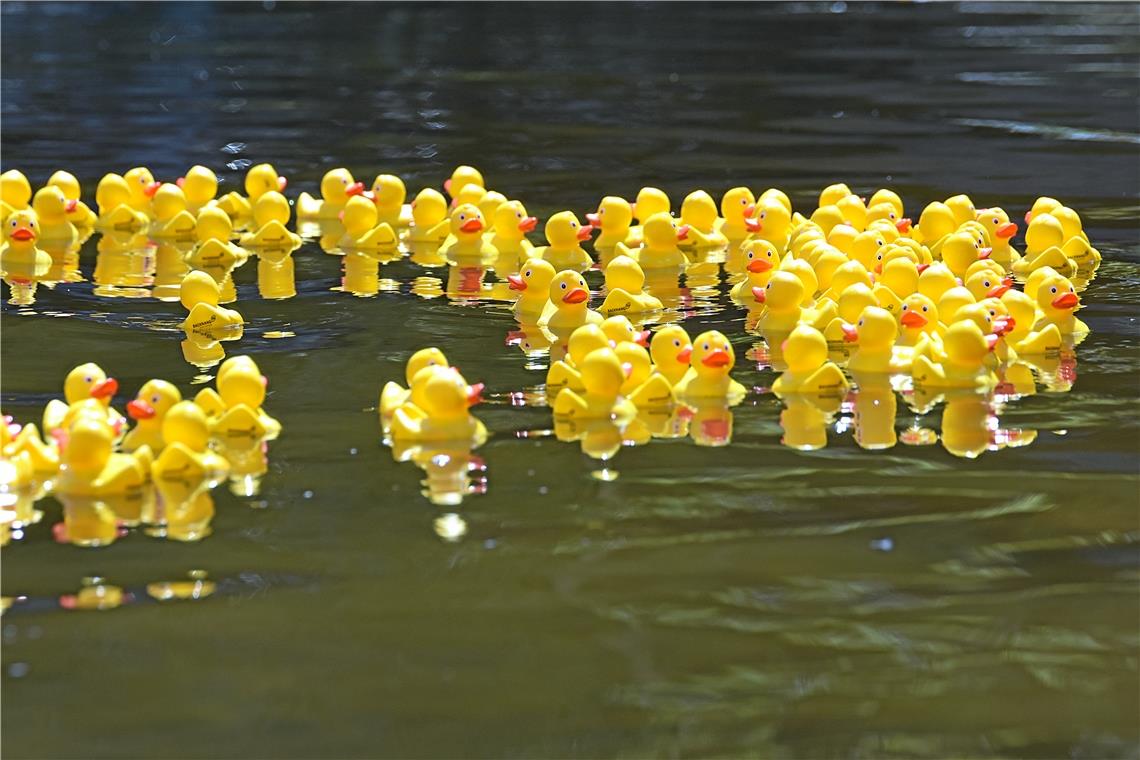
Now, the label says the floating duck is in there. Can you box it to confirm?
[999,288,1060,356]
[819,259,872,303]
[975,207,1020,265]
[441,203,497,263]
[391,366,487,444]
[771,325,849,396]
[95,173,150,231]
[239,191,302,248]
[176,165,219,212]
[379,347,451,420]
[0,169,31,222]
[449,182,486,210]
[151,400,231,496]
[944,194,977,227]
[186,207,248,271]
[296,167,360,219]
[444,165,484,197]
[632,186,670,225]
[643,324,693,388]
[600,315,650,349]
[1,210,53,270]
[911,201,956,248]
[30,185,78,242]
[674,330,746,403]
[546,324,609,397]
[55,417,150,497]
[844,306,908,375]
[809,204,846,236]
[896,293,944,349]
[587,195,637,254]
[42,362,124,435]
[678,190,728,248]
[45,171,97,227]
[730,239,780,304]
[535,211,593,271]
[1013,213,1077,276]
[408,188,451,244]
[3,419,59,478]
[477,190,507,230]
[623,211,688,270]
[508,258,556,319]
[179,270,243,335]
[754,271,835,334]
[754,199,792,252]
[368,173,412,228]
[215,163,287,218]
[338,196,397,254]
[196,357,281,441]
[1049,206,1100,267]
[1025,196,1061,225]
[598,255,662,315]
[543,269,602,333]
[149,184,198,241]
[915,261,958,303]
[823,282,877,350]
[940,230,991,278]
[1033,273,1087,335]
[486,199,537,263]
[122,379,183,452]
[911,320,998,390]
[123,166,162,215]
[552,347,637,422]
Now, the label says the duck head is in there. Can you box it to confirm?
[781,324,829,374]
[1035,274,1080,318]
[879,257,920,298]
[411,188,448,228]
[579,347,626,398]
[848,306,897,350]
[450,203,486,240]
[836,282,877,324]
[477,190,506,225]
[587,195,633,234]
[754,270,804,311]
[940,230,990,278]
[180,270,222,309]
[944,194,977,227]
[899,293,939,332]
[1024,213,1065,255]
[649,324,693,368]
[755,199,791,244]
[124,167,161,206]
[819,183,853,208]
[916,261,958,303]
[602,315,649,348]
[508,258,555,295]
[917,201,956,243]
[369,174,406,212]
[95,173,131,214]
[196,207,234,243]
[810,204,845,236]
[246,163,287,199]
[544,211,591,247]
[494,200,538,239]
[151,183,189,222]
[46,170,83,203]
[127,379,182,424]
[642,212,686,249]
[689,330,736,378]
[319,168,361,205]
[565,324,609,366]
[603,254,646,294]
[964,269,1012,301]
[4,210,39,245]
[836,194,867,230]
[253,191,291,227]
[632,187,670,224]
[1025,196,1061,225]
[937,286,977,325]
[943,320,992,366]
[444,165,484,197]
[549,270,591,309]
[62,418,114,478]
[63,362,119,406]
[0,169,31,209]
[177,165,219,207]
[341,195,379,236]
[404,347,449,385]
[720,187,757,229]
[977,207,1018,244]
[162,400,211,451]
[218,362,267,409]
[32,185,75,223]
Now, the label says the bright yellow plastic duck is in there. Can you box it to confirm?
[1033,273,1087,335]
[542,270,602,333]
[379,347,452,421]
[368,173,412,228]
[196,356,281,441]
[754,199,792,253]
[717,187,760,242]
[940,230,991,279]
[674,330,746,404]
[296,167,361,219]
[535,211,593,271]
[487,199,537,262]
[444,165,484,197]
[43,362,124,435]
[1013,213,1077,277]
[46,170,97,227]
[552,347,637,422]
[1000,288,1061,356]
[844,306,907,375]
[176,165,219,212]
[179,270,244,335]
[587,196,637,254]
[678,190,728,248]
[546,324,609,397]
[441,203,497,263]
[186,207,248,271]
[976,207,1020,265]
[55,417,150,497]
[0,169,31,222]
[215,163,287,218]
[239,191,302,248]
[730,239,780,304]
[754,271,835,334]
[644,324,693,388]
[507,258,556,319]
[149,183,198,241]
[151,401,231,494]
[391,366,487,444]
[30,185,78,242]
[911,320,998,390]
[122,379,183,452]
[1,210,53,272]
[123,166,162,216]
[337,196,397,254]
[598,254,662,315]
[95,173,150,231]
[623,212,688,270]
[771,325,849,396]
[408,188,450,244]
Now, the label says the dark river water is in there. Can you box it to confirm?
[2,2,1139,757]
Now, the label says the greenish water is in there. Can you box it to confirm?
[3,2,1140,757]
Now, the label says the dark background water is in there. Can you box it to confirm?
[2,2,1139,758]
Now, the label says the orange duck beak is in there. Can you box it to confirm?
[1052,292,1079,309]
[278,176,288,192]
[466,383,484,407]
[345,182,365,197]
[747,258,773,273]
[576,224,594,241]
[751,286,766,303]
[996,222,1018,239]
[518,216,538,233]
[127,400,155,420]
[90,378,119,399]
[701,349,731,368]
[10,228,34,241]
[562,287,589,304]
[986,277,1013,298]
[896,218,912,234]
[841,323,859,343]
[144,182,161,198]
[507,274,526,291]
[676,346,692,363]
[900,310,928,328]
[460,218,484,233]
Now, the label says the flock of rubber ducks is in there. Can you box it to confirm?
[0,162,1101,512]
[0,355,280,547]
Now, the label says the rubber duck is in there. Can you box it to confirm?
[441,203,497,263]
[535,211,593,271]
[612,340,664,403]
[675,190,726,248]
[186,207,248,271]
[215,163,288,218]
[826,222,859,255]
[665,332,742,406]
[179,270,243,335]
[42,362,124,435]
[508,258,556,319]
[1001,288,1061,356]
[1050,206,1100,267]
[1025,196,1061,225]
[940,230,992,278]
[338,196,397,254]
[911,201,956,248]
[644,324,693,387]
[487,199,537,263]
[632,186,670,225]
[754,199,792,253]
[552,347,637,423]
[961,269,1010,303]
[823,282,877,350]
[45,171,97,227]
[819,259,872,302]
[598,255,662,315]
[296,167,361,219]
[151,400,231,495]
[730,239,780,304]
[772,325,849,396]
[915,261,958,303]
[876,259,921,310]
[175,165,219,212]
[600,315,650,349]
[408,188,451,243]
[546,324,609,397]
[122,379,183,452]
[239,191,302,248]
[587,195,637,253]
[449,182,486,210]
[444,165,484,197]
[197,358,281,442]
[1013,213,1077,276]
[0,169,31,222]
[379,347,451,420]
[55,417,150,497]
[1,210,52,269]
[30,185,78,243]
[941,194,975,227]
[149,183,198,241]
[937,285,977,325]
[844,306,909,374]
[3,419,59,478]
[368,173,411,228]
[625,211,688,270]
[754,270,834,334]
[975,207,1020,265]
[809,204,846,236]
[474,191,505,230]
[1033,273,1087,335]
[543,270,602,332]
[911,320,998,390]
[123,166,162,215]
[95,173,149,231]
[391,366,487,444]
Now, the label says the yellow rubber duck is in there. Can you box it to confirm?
[45,170,97,227]
[911,201,956,247]
[754,270,834,334]
[42,362,124,435]
[940,230,991,278]
[379,347,452,421]
[848,229,889,272]
[477,190,507,230]
[911,320,998,390]
[30,185,78,243]
[632,186,670,226]
[542,270,602,333]
[239,191,302,248]
[123,166,162,215]
[185,207,248,271]
[916,261,959,303]
[149,183,198,241]
[754,199,792,253]
[552,347,637,423]
[897,293,945,350]
[507,258,556,319]
[444,165,484,198]
[823,282,877,350]
[975,207,1020,265]
[55,417,150,497]
[151,401,231,496]
[179,270,243,335]
[408,187,450,244]
[623,211,688,270]
[809,204,846,236]
[601,315,650,349]
[943,194,977,227]
[487,199,537,263]
[937,285,977,325]
[535,211,593,271]
[391,366,487,444]
[3,418,60,478]
[845,306,908,374]
[1001,288,1060,356]
[676,190,727,248]
[1050,206,1100,268]
[1013,213,1077,276]
[449,182,486,210]
[613,340,669,406]
[0,169,31,222]
[771,325,849,396]
[835,194,867,231]
[441,203,497,263]
[296,167,361,219]
[730,239,781,304]
[337,196,397,254]
[1,210,53,270]
[122,379,183,452]
[674,330,745,403]
[644,324,693,387]
[94,173,149,231]
[1025,196,1061,225]
[197,358,281,442]
[1033,273,1087,335]
[598,254,662,315]
[962,269,1011,303]
[176,165,219,212]
[368,173,412,228]
[546,324,609,397]
[215,163,287,218]
[819,259,872,302]
[586,195,637,253]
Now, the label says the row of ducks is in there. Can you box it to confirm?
[0,356,280,501]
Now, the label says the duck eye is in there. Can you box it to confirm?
[517,212,523,218]
[740,198,747,205]
[570,221,577,228]
[85,376,93,383]
[560,283,567,289]
[524,270,531,277]
[702,343,709,350]
[901,304,909,311]
[760,212,766,219]
[993,218,999,224]
[1050,286,1058,293]
[858,319,864,326]
[459,214,466,221]
[747,252,754,259]
[152,395,160,403]
[923,305,929,312]
[673,339,680,347]
[889,212,896,219]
